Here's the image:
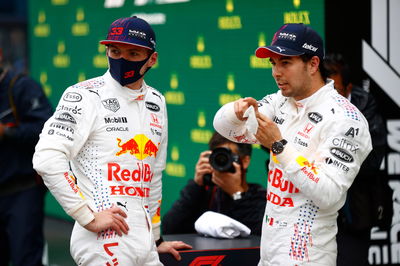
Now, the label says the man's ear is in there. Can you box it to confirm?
[148,52,158,67]
[309,56,320,74]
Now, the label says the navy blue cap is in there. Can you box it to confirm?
[100,16,156,51]
[256,23,324,61]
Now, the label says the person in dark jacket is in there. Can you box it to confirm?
[162,132,266,236]
[324,53,390,266]
[0,48,53,266]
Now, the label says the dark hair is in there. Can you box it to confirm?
[300,53,328,82]
[208,131,252,157]
[323,53,351,87]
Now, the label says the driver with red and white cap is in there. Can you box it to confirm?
[213,23,372,265]
[33,16,189,265]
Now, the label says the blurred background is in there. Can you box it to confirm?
[1,0,399,265]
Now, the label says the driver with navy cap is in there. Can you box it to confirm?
[33,16,187,265]
[213,23,372,265]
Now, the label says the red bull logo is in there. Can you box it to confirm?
[268,168,300,193]
[296,156,318,174]
[267,168,299,207]
[108,162,153,183]
[107,162,153,198]
[296,156,320,183]
[63,172,85,199]
[116,134,159,160]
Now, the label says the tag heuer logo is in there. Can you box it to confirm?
[102,98,120,112]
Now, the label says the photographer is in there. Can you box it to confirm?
[162,132,266,235]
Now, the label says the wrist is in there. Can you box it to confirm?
[194,176,203,186]
[271,139,287,155]
[156,236,164,247]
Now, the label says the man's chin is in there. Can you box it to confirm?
[280,89,291,97]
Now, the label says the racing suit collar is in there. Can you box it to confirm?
[104,70,148,101]
[289,80,335,112]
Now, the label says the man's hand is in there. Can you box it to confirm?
[157,241,192,261]
[84,205,129,236]
[194,150,213,186]
[255,112,282,149]
[234,97,259,121]
[212,163,244,195]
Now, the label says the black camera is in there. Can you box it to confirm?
[203,147,240,186]
[209,147,240,173]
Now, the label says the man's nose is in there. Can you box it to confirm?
[121,53,130,60]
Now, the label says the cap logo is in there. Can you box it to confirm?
[302,43,318,52]
[276,47,286,52]
[278,32,297,41]
[129,29,146,39]
[110,27,124,35]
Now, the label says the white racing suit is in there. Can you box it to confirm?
[213,81,372,265]
[33,71,167,266]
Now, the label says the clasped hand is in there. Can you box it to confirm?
[84,204,129,236]
[234,97,283,148]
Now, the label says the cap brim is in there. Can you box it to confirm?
[99,40,153,50]
[255,46,304,58]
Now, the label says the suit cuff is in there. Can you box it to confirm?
[68,202,95,226]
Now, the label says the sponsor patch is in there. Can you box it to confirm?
[308,112,323,123]
[55,112,77,124]
[102,98,120,112]
[63,92,82,102]
[50,122,74,133]
[104,117,127,124]
[325,157,349,172]
[273,116,285,125]
[345,127,359,137]
[294,137,308,147]
[57,104,82,115]
[145,101,160,112]
[330,147,354,162]
[106,127,128,132]
[332,138,359,153]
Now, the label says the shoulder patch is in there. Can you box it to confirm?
[334,95,361,121]
[72,77,105,90]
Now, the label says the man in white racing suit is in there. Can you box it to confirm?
[33,17,170,265]
[213,23,372,265]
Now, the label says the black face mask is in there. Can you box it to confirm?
[108,55,151,86]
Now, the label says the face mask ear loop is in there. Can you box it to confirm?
[142,50,155,74]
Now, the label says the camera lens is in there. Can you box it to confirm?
[209,147,237,173]
[214,153,229,167]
